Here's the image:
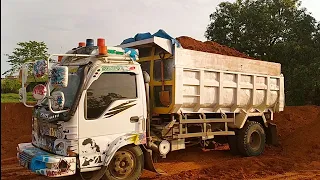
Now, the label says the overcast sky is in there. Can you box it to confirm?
[1,0,319,77]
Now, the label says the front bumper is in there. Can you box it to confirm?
[17,143,76,177]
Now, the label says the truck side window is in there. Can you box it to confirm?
[140,61,151,75]
[86,72,137,119]
[153,59,174,81]
[139,47,152,58]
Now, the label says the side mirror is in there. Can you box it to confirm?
[50,66,68,88]
[51,91,65,110]
[32,84,47,101]
[33,60,48,77]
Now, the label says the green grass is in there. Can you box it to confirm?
[26,75,48,83]
[1,93,35,103]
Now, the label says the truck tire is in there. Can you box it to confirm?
[237,121,266,157]
[103,145,144,180]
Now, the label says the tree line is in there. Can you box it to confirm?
[205,0,320,105]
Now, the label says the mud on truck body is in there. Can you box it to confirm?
[17,32,284,180]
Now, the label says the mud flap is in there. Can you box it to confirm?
[266,122,279,145]
[141,145,167,175]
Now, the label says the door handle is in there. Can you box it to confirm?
[130,116,139,123]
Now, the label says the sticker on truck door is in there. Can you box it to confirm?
[49,128,56,137]
[101,66,136,72]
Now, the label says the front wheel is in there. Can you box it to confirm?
[103,145,144,180]
[237,121,266,157]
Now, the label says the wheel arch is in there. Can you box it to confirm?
[234,109,268,129]
[247,116,268,128]
[102,134,145,167]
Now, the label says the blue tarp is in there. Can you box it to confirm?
[120,29,181,48]
[134,32,153,41]
[124,48,139,61]
[121,38,135,44]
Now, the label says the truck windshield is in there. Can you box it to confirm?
[41,66,83,109]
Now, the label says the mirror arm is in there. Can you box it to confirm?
[20,53,91,111]
[20,63,34,108]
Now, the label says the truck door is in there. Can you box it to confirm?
[78,69,146,169]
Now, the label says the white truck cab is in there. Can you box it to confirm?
[17,40,153,179]
[17,34,283,180]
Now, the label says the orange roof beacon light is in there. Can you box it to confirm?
[97,38,105,46]
[97,38,107,55]
[78,42,86,47]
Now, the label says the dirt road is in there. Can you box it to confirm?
[1,104,320,180]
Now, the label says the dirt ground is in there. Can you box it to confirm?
[1,103,320,180]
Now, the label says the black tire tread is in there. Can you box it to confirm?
[237,121,266,157]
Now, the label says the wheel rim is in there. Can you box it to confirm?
[109,150,136,179]
[249,131,262,151]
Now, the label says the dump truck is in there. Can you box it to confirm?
[17,30,284,180]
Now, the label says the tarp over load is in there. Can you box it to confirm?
[119,29,281,76]
[121,29,254,59]
[121,29,181,48]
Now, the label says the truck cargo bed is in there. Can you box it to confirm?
[119,37,284,115]
[175,48,281,76]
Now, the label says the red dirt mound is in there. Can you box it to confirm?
[176,36,254,59]
[1,103,33,159]
[273,106,320,139]
[273,106,320,162]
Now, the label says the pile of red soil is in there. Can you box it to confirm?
[273,106,320,162]
[273,106,320,138]
[176,36,254,59]
[1,103,33,159]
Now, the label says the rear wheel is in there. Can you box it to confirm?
[237,121,266,157]
[103,145,144,180]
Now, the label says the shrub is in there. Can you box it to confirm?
[1,78,21,93]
